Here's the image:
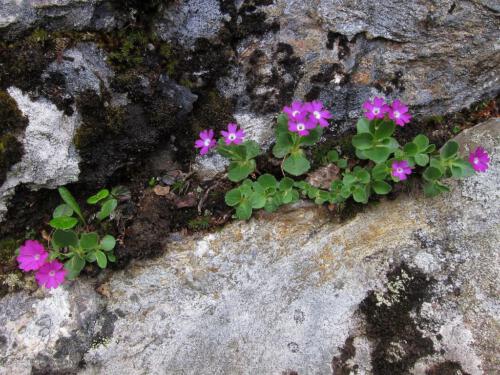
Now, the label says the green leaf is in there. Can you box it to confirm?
[80,232,99,250]
[364,147,392,163]
[372,180,392,195]
[86,252,97,262]
[440,141,459,160]
[374,121,395,139]
[372,163,389,180]
[352,133,374,150]
[283,152,311,176]
[342,174,357,187]
[327,150,339,162]
[277,113,289,132]
[53,204,73,219]
[354,168,371,184]
[225,188,242,206]
[299,126,323,146]
[257,174,278,190]
[100,235,116,251]
[414,153,430,167]
[250,192,266,209]
[227,160,256,182]
[217,143,240,159]
[87,189,110,204]
[58,187,85,223]
[413,134,429,150]
[450,159,475,178]
[110,185,131,200]
[424,144,436,153]
[403,142,418,156]
[95,250,107,269]
[281,188,298,204]
[49,217,78,230]
[272,132,293,158]
[353,186,369,203]
[279,177,295,191]
[423,181,449,197]
[53,229,78,248]
[97,198,118,221]
[336,159,348,169]
[243,140,261,160]
[107,253,116,262]
[235,201,252,220]
[65,254,85,280]
[423,166,443,181]
[356,118,371,133]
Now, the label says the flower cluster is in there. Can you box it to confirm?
[17,240,66,289]
[283,100,333,136]
[469,147,490,172]
[194,123,246,155]
[363,97,411,127]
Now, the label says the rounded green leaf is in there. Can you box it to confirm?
[272,132,293,158]
[53,204,73,219]
[413,134,429,150]
[327,150,339,163]
[372,163,389,180]
[353,186,369,203]
[414,153,430,167]
[352,133,374,150]
[354,168,371,184]
[374,121,395,139]
[228,160,255,182]
[299,127,323,146]
[250,192,266,209]
[100,235,116,251]
[97,198,118,221]
[372,180,392,195]
[95,250,107,269]
[277,113,289,132]
[356,118,371,133]
[53,229,78,248]
[423,166,443,181]
[364,147,392,163]
[279,177,295,191]
[283,153,311,176]
[243,140,261,160]
[336,158,348,169]
[257,174,278,190]
[49,216,78,230]
[58,187,85,223]
[65,254,85,280]
[107,253,116,262]
[440,141,459,160]
[225,188,242,207]
[80,232,99,250]
[87,189,110,204]
[235,201,252,220]
[403,142,418,156]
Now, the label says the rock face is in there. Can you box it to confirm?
[1,119,498,374]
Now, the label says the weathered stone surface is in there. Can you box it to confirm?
[1,119,498,374]
[0,87,81,220]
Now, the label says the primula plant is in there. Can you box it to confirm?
[196,97,490,221]
[16,187,123,288]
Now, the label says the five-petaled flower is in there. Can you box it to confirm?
[391,160,413,181]
[17,240,48,271]
[388,100,412,127]
[363,97,389,120]
[221,123,245,145]
[283,101,306,121]
[469,147,490,172]
[194,129,216,155]
[35,260,67,289]
[288,114,315,136]
[305,100,333,128]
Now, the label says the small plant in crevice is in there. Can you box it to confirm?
[196,98,490,220]
[16,187,128,289]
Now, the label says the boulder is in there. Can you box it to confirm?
[1,119,497,374]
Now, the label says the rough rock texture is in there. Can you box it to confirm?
[1,119,498,374]
[0,87,80,220]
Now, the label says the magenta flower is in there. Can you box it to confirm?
[283,101,305,121]
[194,129,216,155]
[35,260,67,289]
[17,240,48,271]
[288,114,315,136]
[221,123,245,145]
[391,160,413,181]
[469,147,490,172]
[388,100,412,127]
[362,97,389,120]
[305,100,332,128]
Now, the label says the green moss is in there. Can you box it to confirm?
[27,28,50,45]
[188,216,211,231]
[106,30,149,70]
[0,237,19,264]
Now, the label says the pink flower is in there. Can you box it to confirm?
[283,101,305,121]
[35,260,67,289]
[469,147,490,172]
[17,240,48,271]
[362,97,389,120]
[288,114,316,136]
[388,100,412,127]
[194,129,216,155]
[221,123,245,145]
[305,100,332,128]
[391,160,413,181]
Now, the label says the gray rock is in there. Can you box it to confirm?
[0,87,81,221]
[0,0,105,38]
[1,119,498,374]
